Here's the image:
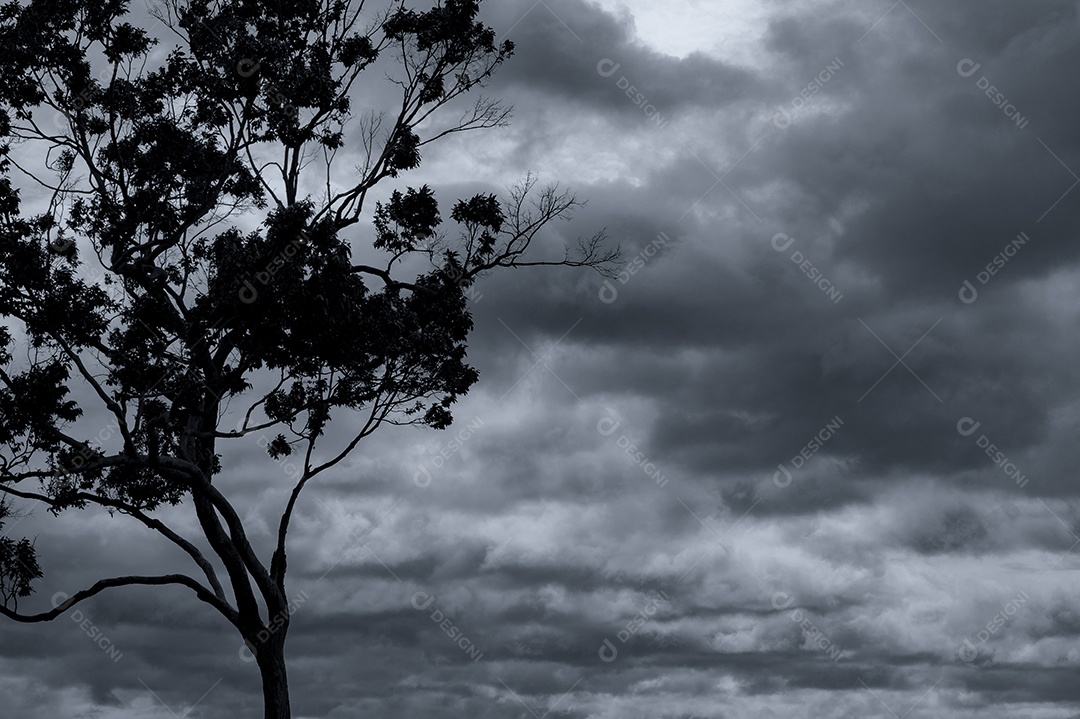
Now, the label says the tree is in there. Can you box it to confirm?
[0,1,617,716]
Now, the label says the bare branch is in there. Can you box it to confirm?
[0,574,237,626]
[0,483,228,607]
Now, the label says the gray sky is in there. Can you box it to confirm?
[4,1,1080,717]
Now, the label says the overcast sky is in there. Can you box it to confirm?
[4,1,1080,717]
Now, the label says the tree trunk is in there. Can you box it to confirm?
[256,638,291,719]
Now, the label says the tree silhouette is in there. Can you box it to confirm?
[0,1,617,716]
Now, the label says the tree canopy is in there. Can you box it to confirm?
[0,1,616,716]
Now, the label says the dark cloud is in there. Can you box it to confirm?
[5,0,1080,717]
[490,1,760,119]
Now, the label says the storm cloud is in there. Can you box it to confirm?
[3,1,1080,718]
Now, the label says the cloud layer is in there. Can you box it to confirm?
[3,1,1080,718]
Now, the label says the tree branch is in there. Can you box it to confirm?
[0,482,229,607]
[0,574,237,626]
